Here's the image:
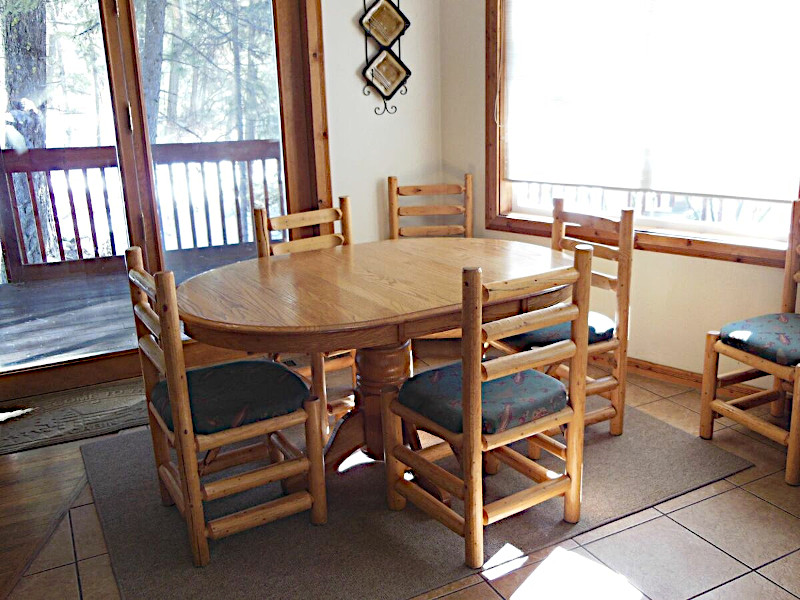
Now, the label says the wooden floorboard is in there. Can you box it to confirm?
[0,439,86,600]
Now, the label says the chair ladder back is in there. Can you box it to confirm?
[783,200,800,313]
[482,265,579,304]
[267,196,352,256]
[388,173,473,239]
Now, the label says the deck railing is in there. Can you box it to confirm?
[0,140,284,281]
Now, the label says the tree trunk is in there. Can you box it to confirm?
[141,0,168,143]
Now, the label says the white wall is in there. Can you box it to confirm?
[437,0,786,375]
[322,0,444,243]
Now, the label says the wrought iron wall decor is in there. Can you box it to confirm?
[361,0,411,115]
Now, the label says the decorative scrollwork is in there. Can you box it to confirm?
[361,0,409,116]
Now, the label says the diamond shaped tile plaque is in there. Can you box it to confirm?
[362,49,411,100]
[361,0,410,48]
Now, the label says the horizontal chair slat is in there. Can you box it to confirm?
[390,400,462,446]
[392,444,465,500]
[134,301,161,338]
[397,184,464,196]
[269,207,341,231]
[726,388,783,411]
[129,268,156,300]
[399,225,465,237]
[483,406,574,451]
[196,409,308,451]
[492,445,555,482]
[147,402,175,446]
[271,234,344,256]
[481,301,578,343]
[482,340,576,382]
[158,463,185,515]
[527,433,567,460]
[588,338,620,356]
[483,475,570,525]
[585,375,619,396]
[482,266,578,303]
[714,340,795,381]
[394,479,466,535]
[398,204,466,216]
[206,491,313,540]
[560,237,620,261]
[584,406,618,426]
[717,368,768,388]
[591,271,618,292]
[201,457,309,501]
[558,210,620,234]
[709,399,789,446]
[139,335,166,375]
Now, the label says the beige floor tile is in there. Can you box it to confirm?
[636,399,725,436]
[8,564,80,600]
[744,472,800,518]
[695,572,797,600]
[410,575,483,600]
[70,504,107,560]
[26,515,75,575]
[625,373,692,398]
[487,545,645,600]
[574,508,660,545]
[444,581,502,599]
[758,550,800,597]
[671,488,800,568]
[708,428,786,485]
[71,483,93,508]
[667,390,735,426]
[623,383,662,408]
[584,516,748,600]
[731,423,790,452]
[655,480,735,514]
[77,555,121,600]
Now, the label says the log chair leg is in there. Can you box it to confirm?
[304,398,328,524]
[381,387,406,510]
[699,332,720,440]
[786,371,800,486]
[349,349,358,389]
[175,446,209,566]
[526,438,542,460]
[771,377,786,418]
[483,452,501,475]
[146,406,175,506]
[310,352,329,441]
[609,352,627,436]
[564,419,584,524]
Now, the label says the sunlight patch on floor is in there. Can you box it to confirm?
[0,408,34,423]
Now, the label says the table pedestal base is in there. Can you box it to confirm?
[324,340,411,471]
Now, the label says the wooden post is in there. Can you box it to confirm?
[776,201,800,417]
[339,196,353,245]
[787,367,800,485]
[303,397,328,523]
[699,332,721,440]
[610,208,634,436]
[464,173,474,238]
[254,207,270,258]
[381,387,407,510]
[564,245,591,523]
[125,248,173,507]
[310,352,328,438]
[462,266,484,568]
[155,271,210,566]
[551,198,566,251]
[388,176,399,239]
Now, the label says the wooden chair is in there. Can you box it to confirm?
[382,245,592,568]
[254,198,357,434]
[388,174,473,239]
[700,200,800,486]
[492,199,634,437]
[125,247,326,566]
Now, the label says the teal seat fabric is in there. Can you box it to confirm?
[150,360,309,435]
[397,362,567,435]
[503,311,615,351]
[720,313,800,367]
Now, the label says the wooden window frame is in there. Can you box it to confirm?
[485,0,787,270]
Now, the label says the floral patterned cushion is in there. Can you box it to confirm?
[150,360,309,435]
[397,362,567,435]
[720,313,800,367]
[503,311,615,351]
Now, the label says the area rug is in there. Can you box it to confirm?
[0,379,146,455]
[82,406,751,600]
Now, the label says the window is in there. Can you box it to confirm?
[487,0,800,261]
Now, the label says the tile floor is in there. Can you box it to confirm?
[8,358,800,600]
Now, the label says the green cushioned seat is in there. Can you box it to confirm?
[503,311,615,351]
[150,360,309,435]
[720,313,800,367]
[397,362,567,435]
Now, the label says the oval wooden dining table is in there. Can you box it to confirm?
[177,237,573,471]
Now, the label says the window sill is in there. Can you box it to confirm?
[486,212,786,269]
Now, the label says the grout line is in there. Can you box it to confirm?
[663,511,758,572]
[737,485,800,521]
[684,571,753,599]
[753,547,800,571]
[68,511,84,600]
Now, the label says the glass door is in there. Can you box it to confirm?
[0,0,135,371]
[133,0,287,282]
